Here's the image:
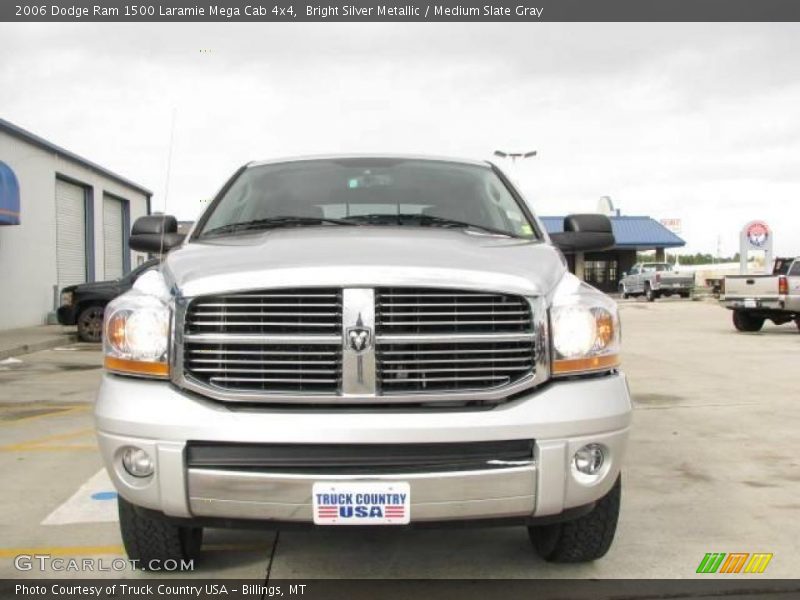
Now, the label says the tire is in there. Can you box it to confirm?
[76,305,105,343]
[618,284,629,300]
[645,285,656,302]
[118,496,203,566]
[679,291,690,299]
[794,318,800,332]
[529,475,621,563]
[732,310,764,332]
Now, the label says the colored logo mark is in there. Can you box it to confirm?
[696,552,773,574]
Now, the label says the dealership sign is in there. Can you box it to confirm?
[740,220,773,274]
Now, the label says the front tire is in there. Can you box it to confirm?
[645,285,656,302]
[528,475,621,563]
[618,284,629,300]
[76,304,104,343]
[732,310,764,332]
[118,496,203,566]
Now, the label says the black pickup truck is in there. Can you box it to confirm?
[57,259,159,342]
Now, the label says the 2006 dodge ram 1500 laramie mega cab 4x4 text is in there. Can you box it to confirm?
[95,156,632,566]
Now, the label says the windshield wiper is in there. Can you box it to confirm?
[201,216,356,238]
[342,213,517,238]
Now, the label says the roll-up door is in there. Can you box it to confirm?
[55,179,87,289]
[103,194,124,279]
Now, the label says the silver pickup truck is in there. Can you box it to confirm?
[95,156,631,567]
[721,258,800,331]
[619,262,694,301]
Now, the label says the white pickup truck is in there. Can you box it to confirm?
[721,258,800,331]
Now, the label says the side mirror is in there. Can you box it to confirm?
[550,214,615,253]
[129,215,185,254]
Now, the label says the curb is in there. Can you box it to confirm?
[0,332,78,361]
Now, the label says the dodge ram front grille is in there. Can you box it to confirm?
[375,288,532,334]
[185,288,342,335]
[376,340,535,392]
[179,287,541,402]
[183,342,342,393]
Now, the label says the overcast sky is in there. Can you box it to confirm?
[2,23,799,256]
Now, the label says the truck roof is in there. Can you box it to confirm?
[248,154,492,168]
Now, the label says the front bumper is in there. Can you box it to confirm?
[56,305,77,326]
[95,373,632,524]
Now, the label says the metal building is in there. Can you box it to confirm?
[0,119,152,330]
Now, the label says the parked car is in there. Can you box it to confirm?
[721,258,800,332]
[96,156,631,566]
[57,259,160,342]
[618,262,694,301]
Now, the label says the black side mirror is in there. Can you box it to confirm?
[129,215,185,254]
[550,214,615,253]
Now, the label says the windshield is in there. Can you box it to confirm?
[197,158,537,239]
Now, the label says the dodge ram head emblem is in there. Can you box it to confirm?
[346,326,372,353]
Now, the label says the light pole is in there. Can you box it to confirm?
[493,150,537,163]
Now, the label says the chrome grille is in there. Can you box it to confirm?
[377,340,534,392]
[185,289,341,335]
[375,287,535,394]
[183,342,341,393]
[183,289,342,394]
[375,288,532,334]
[179,286,540,402]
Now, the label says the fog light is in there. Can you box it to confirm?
[573,444,605,476]
[121,447,154,478]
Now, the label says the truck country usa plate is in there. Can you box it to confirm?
[312,481,410,525]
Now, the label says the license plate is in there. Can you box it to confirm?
[744,299,757,308]
[312,481,410,525]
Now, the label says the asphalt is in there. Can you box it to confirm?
[1,298,798,581]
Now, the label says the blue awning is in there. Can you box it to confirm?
[0,161,20,226]
[540,216,685,249]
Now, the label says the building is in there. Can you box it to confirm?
[0,119,152,330]
[541,215,686,292]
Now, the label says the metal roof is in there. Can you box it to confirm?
[540,215,686,249]
[0,118,152,196]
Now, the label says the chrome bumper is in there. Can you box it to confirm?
[95,372,631,523]
[188,467,536,522]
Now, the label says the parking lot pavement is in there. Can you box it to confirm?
[1,298,798,579]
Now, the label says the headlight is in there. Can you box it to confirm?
[551,275,620,376]
[60,291,74,307]
[103,272,171,378]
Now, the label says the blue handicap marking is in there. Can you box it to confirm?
[91,491,118,501]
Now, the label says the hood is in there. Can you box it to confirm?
[164,226,567,298]
[71,279,120,293]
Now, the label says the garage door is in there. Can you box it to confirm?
[55,179,87,289]
[103,195,124,280]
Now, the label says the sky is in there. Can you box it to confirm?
[1,22,799,256]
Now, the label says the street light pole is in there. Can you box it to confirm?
[493,150,537,163]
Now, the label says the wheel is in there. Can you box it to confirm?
[118,495,203,566]
[529,475,621,563]
[732,310,764,332]
[76,305,105,342]
[645,285,656,302]
[618,284,629,299]
[794,318,800,332]
[679,291,690,299]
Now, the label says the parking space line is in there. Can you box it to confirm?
[0,543,272,559]
[0,405,90,427]
[0,427,95,452]
[42,469,118,525]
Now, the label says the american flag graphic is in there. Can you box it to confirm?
[315,504,407,520]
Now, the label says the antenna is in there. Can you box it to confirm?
[159,109,177,257]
